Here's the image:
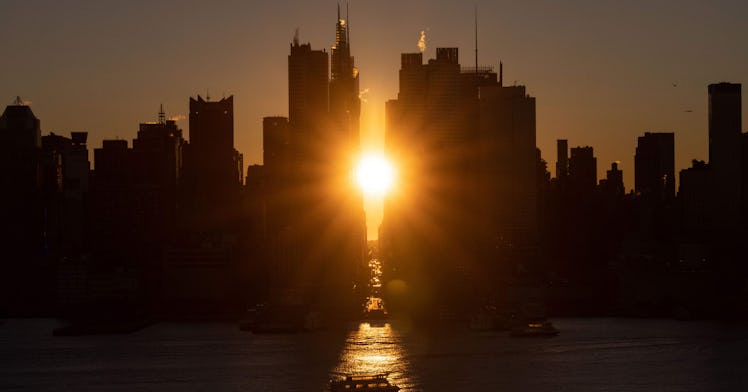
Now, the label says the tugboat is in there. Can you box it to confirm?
[329,373,400,392]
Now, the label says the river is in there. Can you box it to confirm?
[1,318,747,391]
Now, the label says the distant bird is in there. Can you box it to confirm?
[684,109,693,113]
[672,83,678,87]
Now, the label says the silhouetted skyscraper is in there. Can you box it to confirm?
[603,161,624,196]
[132,109,185,242]
[92,139,134,253]
[133,110,184,190]
[569,146,597,192]
[635,132,675,202]
[384,48,480,315]
[40,131,90,255]
[383,47,540,315]
[708,82,742,227]
[329,5,360,155]
[263,116,290,173]
[184,95,242,230]
[288,35,329,169]
[263,116,291,233]
[556,139,568,180]
[0,100,43,239]
[679,160,710,234]
[0,99,45,315]
[479,84,538,250]
[261,12,365,312]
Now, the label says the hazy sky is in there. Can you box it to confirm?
[2,0,747,238]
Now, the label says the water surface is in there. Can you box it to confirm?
[1,318,747,391]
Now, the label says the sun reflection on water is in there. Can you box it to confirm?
[332,322,412,390]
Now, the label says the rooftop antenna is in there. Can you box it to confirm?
[293,28,299,46]
[14,96,23,105]
[206,89,210,101]
[158,103,165,124]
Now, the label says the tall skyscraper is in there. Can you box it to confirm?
[92,139,134,253]
[556,139,568,180]
[0,99,45,314]
[383,47,539,315]
[634,132,675,202]
[679,160,710,233]
[479,84,538,252]
[40,131,90,255]
[263,11,365,311]
[569,146,597,190]
[262,116,291,233]
[708,82,742,227]
[0,100,43,247]
[133,108,184,191]
[132,107,185,242]
[329,5,360,156]
[184,95,243,230]
[602,161,624,196]
[288,34,328,170]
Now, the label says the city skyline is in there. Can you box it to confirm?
[3,0,748,238]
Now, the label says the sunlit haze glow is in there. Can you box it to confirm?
[355,154,395,197]
[2,1,747,239]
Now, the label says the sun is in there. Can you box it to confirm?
[355,153,395,197]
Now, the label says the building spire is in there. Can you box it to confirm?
[346,1,350,44]
[159,104,166,124]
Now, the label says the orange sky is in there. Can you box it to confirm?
[2,0,747,239]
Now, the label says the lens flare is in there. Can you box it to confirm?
[355,154,395,197]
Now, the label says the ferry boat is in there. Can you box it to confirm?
[329,373,400,392]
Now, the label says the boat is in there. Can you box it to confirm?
[362,297,389,321]
[329,373,400,392]
[510,320,559,337]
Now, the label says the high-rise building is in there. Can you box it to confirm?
[132,107,185,242]
[634,132,675,202]
[92,139,134,252]
[0,98,45,315]
[329,5,360,155]
[40,131,90,255]
[0,100,43,252]
[263,116,291,233]
[184,95,242,230]
[479,84,538,251]
[602,161,624,196]
[679,160,710,233]
[0,100,43,246]
[288,34,328,169]
[569,146,597,190]
[556,139,568,180]
[263,11,365,311]
[708,83,742,227]
[133,107,184,191]
[383,47,539,315]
